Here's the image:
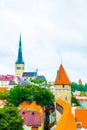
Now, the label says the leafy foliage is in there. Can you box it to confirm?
[30,79,47,84]
[71,82,85,91]
[0,103,24,130]
[84,84,87,91]
[71,92,81,106]
[6,85,25,106]
[71,82,78,92]
[79,91,86,96]
[0,92,5,99]
[71,96,81,106]
[6,84,54,107]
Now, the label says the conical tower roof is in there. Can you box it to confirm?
[15,34,24,64]
[54,64,71,85]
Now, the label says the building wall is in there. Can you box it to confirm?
[27,77,36,80]
[15,64,24,77]
[0,81,9,88]
[55,84,71,105]
[55,110,61,123]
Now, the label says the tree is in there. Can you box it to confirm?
[23,84,54,107]
[84,84,87,92]
[0,103,24,130]
[0,91,5,99]
[30,79,47,84]
[71,96,81,106]
[79,91,86,96]
[71,82,78,91]
[6,84,54,107]
[71,82,85,91]
[71,92,81,106]
[78,83,84,91]
[6,85,25,106]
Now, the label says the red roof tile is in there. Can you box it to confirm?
[54,64,71,85]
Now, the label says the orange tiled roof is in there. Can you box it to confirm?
[75,109,87,128]
[55,99,76,130]
[19,101,30,110]
[54,64,71,85]
[19,101,43,115]
[0,87,7,93]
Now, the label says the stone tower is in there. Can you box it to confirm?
[15,34,25,77]
[54,64,71,105]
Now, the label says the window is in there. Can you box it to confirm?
[16,67,21,70]
[62,85,65,88]
[32,112,35,115]
[56,103,63,114]
[65,96,67,100]
[22,112,25,114]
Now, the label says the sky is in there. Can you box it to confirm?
[0,0,87,83]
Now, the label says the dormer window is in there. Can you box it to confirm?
[32,112,35,115]
[22,112,25,114]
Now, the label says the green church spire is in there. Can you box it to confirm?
[15,34,24,64]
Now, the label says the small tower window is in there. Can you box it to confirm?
[65,96,67,100]
[62,85,65,88]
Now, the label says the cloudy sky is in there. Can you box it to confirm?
[0,0,87,83]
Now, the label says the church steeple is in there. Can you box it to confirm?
[15,34,25,77]
[15,34,24,64]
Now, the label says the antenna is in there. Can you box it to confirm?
[61,57,62,65]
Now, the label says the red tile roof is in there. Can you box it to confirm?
[54,64,71,85]
[0,76,9,81]
[0,75,20,82]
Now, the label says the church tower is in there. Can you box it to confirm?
[54,64,71,104]
[15,34,25,77]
